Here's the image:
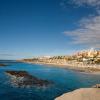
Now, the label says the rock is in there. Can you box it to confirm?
[5,71,53,88]
[92,84,100,88]
[55,88,100,100]
[0,64,7,66]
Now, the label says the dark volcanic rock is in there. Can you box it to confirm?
[5,71,53,88]
[0,64,7,66]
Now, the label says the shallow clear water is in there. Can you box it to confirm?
[0,61,100,100]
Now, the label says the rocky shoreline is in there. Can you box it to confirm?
[55,87,100,100]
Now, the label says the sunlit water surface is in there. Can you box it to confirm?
[0,61,100,100]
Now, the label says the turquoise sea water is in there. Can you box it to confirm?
[0,61,100,100]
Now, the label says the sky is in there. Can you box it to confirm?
[0,0,100,59]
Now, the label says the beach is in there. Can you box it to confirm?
[21,60,100,74]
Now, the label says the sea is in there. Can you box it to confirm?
[0,60,100,100]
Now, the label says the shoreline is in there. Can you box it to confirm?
[55,88,100,100]
[21,61,100,74]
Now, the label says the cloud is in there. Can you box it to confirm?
[61,0,100,48]
[64,15,100,48]
[72,0,100,7]
[60,0,100,13]
[72,0,100,13]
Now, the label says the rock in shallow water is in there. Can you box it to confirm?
[0,64,7,67]
[5,71,53,88]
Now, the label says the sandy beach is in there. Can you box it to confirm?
[21,61,100,74]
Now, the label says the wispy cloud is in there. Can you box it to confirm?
[64,15,100,48]
[72,0,100,7]
[60,0,100,12]
[62,0,100,48]
[72,0,100,13]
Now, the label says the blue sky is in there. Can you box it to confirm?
[0,0,100,59]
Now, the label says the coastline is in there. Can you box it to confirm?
[21,61,100,74]
[17,61,100,100]
[55,88,100,100]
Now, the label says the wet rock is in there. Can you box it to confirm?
[5,71,53,88]
[0,64,7,66]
